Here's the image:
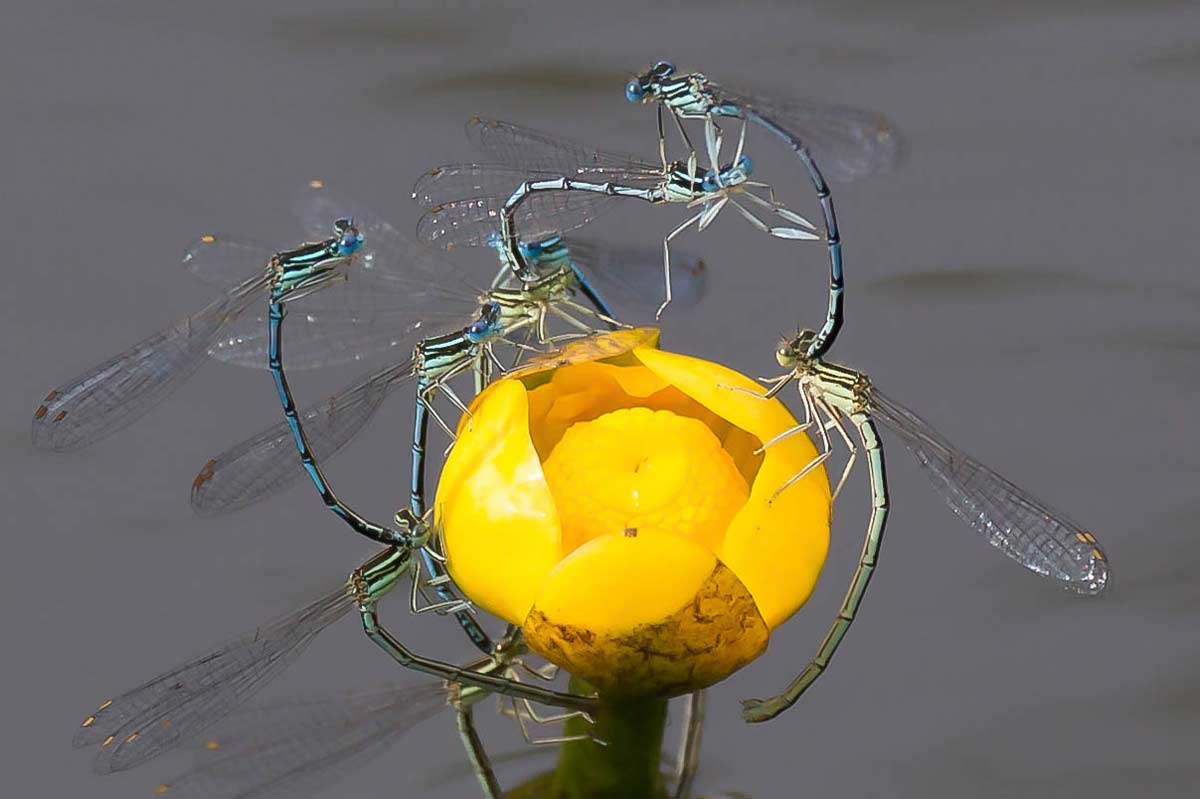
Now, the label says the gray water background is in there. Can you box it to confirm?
[3,1,1198,796]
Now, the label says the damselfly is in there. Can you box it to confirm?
[189,235,705,517]
[73,544,596,778]
[735,328,1109,723]
[147,628,595,799]
[414,117,818,316]
[627,61,904,357]
[29,215,391,452]
[148,646,708,799]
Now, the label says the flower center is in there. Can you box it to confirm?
[542,407,749,555]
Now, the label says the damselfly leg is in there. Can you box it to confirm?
[353,596,598,714]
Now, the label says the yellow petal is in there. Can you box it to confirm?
[541,407,748,555]
[525,360,732,462]
[522,532,768,697]
[633,348,831,629]
[436,379,561,624]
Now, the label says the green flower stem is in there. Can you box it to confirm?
[507,677,670,799]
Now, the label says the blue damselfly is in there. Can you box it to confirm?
[29,194,427,452]
[415,117,817,316]
[31,281,260,451]
[627,61,903,357]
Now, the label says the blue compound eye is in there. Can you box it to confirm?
[737,154,753,174]
[468,320,488,337]
[338,231,362,255]
[625,79,644,102]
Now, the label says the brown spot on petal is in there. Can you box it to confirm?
[522,561,768,698]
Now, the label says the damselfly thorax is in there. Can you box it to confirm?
[777,331,871,411]
[655,71,736,120]
[269,218,363,302]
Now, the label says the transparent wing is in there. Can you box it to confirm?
[154,684,446,799]
[564,237,708,313]
[191,361,413,516]
[414,120,664,250]
[74,587,355,773]
[206,183,485,369]
[868,387,1108,594]
[413,163,552,209]
[297,182,487,302]
[32,289,257,452]
[708,83,903,183]
[206,304,470,370]
[465,116,661,176]
[181,237,274,289]
[416,187,622,249]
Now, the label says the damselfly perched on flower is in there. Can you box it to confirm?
[734,327,1109,722]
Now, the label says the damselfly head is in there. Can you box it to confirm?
[777,330,817,367]
[467,301,503,343]
[518,236,551,260]
[702,154,754,191]
[627,60,677,103]
[518,236,549,257]
[332,218,363,256]
[492,629,527,662]
[520,235,570,272]
[392,508,431,547]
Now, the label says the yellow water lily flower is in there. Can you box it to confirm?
[435,329,830,697]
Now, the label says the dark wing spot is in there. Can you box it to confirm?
[192,459,217,491]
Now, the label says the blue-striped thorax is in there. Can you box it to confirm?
[270,218,364,302]
[488,232,573,278]
[626,61,739,119]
